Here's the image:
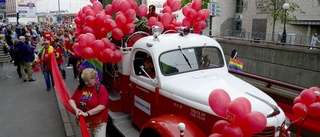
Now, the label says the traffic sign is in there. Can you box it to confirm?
[208,3,222,16]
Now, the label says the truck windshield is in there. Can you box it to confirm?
[159,46,224,75]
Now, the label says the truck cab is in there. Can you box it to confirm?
[104,27,290,137]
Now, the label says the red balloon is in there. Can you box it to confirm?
[182,6,191,17]
[148,17,157,27]
[95,14,106,27]
[154,22,164,32]
[208,133,222,137]
[85,33,96,45]
[102,48,114,62]
[112,0,121,12]
[226,100,247,125]
[119,0,131,13]
[111,50,122,63]
[77,10,83,18]
[300,89,317,107]
[293,96,301,104]
[203,9,210,20]
[112,28,124,40]
[85,15,96,27]
[163,2,168,8]
[309,102,320,118]
[78,34,89,49]
[292,103,308,117]
[74,17,82,25]
[208,89,231,117]
[82,47,95,59]
[187,9,197,20]
[162,6,172,14]
[72,43,82,56]
[182,17,191,27]
[194,22,203,34]
[92,1,103,13]
[91,40,105,54]
[137,4,148,17]
[110,43,117,51]
[105,4,113,15]
[115,13,127,27]
[101,38,111,48]
[82,26,95,34]
[85,9,96,17]
[123,23,135,35]
[191,0,202,11]
[90,0,96,3]
[96,11,106,15]
[131,2,138,11]
[125,9,136,23]
[82,6,91,15]
[196,9,206,21]
[221,124,243,137]
[95,27,108,39]
[170,0,181,12]
[167,0,174,6]
[240,111,267,134]
[309,86,320,92]
[161,13,173,27]
[233,97,252,113]
[212,120,229,134]
[105,19,117,32]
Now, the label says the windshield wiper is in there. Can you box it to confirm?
[178,46,192,69]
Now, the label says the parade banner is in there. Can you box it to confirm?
[17,0,36,18]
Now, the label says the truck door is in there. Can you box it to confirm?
[130,51,157,129]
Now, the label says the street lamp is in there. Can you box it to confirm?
[281,3,290,43]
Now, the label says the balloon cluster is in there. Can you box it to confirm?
[292,86,320,118]
[208,89,267,137]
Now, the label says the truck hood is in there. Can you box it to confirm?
[161,71,279,116]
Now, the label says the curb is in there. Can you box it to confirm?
[54,89,75,137]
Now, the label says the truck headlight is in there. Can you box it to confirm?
[283,117,290,130]
[152,26,161,38]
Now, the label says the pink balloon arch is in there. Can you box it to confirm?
[208,89,267,137]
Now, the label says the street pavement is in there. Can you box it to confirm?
[0,62,82,137]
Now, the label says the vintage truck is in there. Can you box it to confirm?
[103,27,290,137]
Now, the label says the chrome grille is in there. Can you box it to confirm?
[253,127,275,137]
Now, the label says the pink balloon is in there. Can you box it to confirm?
[170,0,181,12]
[208,89,231,117]
[96,11,106,15]
[82,47,95,59]
[212,120,229,134]
[148,17,157,27]
[162,6,172,14]
[85,15,96,27]
[90,0,96,3]
[112,28,124,40]
[191,0,202,11]
[221,124,243,137]
[240,111,267,134]
[309,86,320,92]
[137,4,148,17]
[196,9,206,21]
[161,13,173,27]
[123,23,135,35]
[167,0,174,6]
[226,100,247,125]
[131,2,138,10]
[300,89,317,107]
[91,40,105,54]
[115,13,127,27]
[119,0,131,13]
[233,97,252,113]
[208,133,222,137]
[111,50,122,63]
[163,2,168,8]
[92,1,103,13]
[309,102,320,118]
[112,0,121,12]
[125,9,136,23]
[104,4,113,15]
[203,9,210,19]
[293,96,301,104]
[292,103,308,117]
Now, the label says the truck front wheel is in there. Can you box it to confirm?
[140,128,161,137]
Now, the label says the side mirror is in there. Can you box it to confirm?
[134,58,144,76]
[231,49,237,59]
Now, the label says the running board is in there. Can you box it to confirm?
[109,109,140,137]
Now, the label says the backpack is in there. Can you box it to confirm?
[11,46,23,61]
[95,82,102,94]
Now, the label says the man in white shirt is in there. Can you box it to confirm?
[310,33,320,49]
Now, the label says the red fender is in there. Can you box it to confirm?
[140,114,206,137]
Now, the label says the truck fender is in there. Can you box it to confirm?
[140,114,207,137]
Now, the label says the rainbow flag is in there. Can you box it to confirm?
[228,58,243,72]
[76,58,103,81]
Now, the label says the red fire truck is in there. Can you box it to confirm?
[103,27,290,137]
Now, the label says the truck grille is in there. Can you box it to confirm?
[253,127,275,137]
